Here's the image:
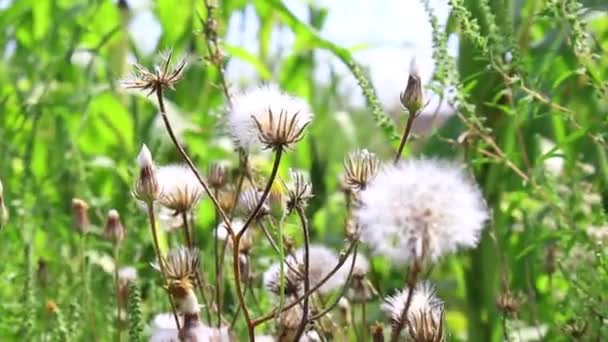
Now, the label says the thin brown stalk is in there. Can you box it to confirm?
[146,203,181,331]
[253,239,359,327]
[294,207,311,340]
[394,111,418,163]
[154,88,233,234]
[361,303,367,342]
[308,244,358,321]
[389,261,422,342]
[259,220,300,274]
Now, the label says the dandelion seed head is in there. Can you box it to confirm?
[157,164,203,213]
[157,246,200,283]
[238,187,270,218]
[118,266,137,284]
[228,85,313,151]
[381,282,443,332]
[356,158,488,264]
[263,261,302,297]
[121,51,187,95]
[343,149,380,191]
[293,245,347,294]
[285,168,313,213]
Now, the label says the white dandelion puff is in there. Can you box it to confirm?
[293,245,348,294]
[227,85,313,151]
[156,164,204,213]
[356,158,488,264]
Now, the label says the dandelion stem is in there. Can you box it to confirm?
[154,88,234,235]
[213,189,224,328]
[145,202,181,332]
[389,260,422,342]
[361,302,367,342]
[294,207,311,340]
[394,110,418,163]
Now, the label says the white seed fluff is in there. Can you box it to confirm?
[382,282,443,326]
[293,245,347,294]
[227,85,312,150]
[355,158,488,264]
[156,164,204,211]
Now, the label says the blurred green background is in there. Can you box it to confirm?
[0,0,607,340]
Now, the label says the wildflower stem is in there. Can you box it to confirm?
[259,220,299,274]
[389,260,422,342]
[361,302,367,342]
[253,239,359,326]
[181,211,212,325]
[145,202,181,332]
[308,243,358,321]
[394,110,418,163]
[294,207,311,340]
[113,244,121,342]
[213,189,224,328]
[202,0,233,108]
[154,88,234,235]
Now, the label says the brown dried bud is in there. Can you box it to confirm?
[371,322,385,342]
[400,58,424,114]
[545,243,557,275]
[133,145,161,204]
[104,209,125,244]
[238,188,269,219]
[217,187,237,213]
[343,149,380,191]
[285,169,313,213]
[207,162,229,189]
[496,291,519,316]
[71,198,90,234]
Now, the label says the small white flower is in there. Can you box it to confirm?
[118,266,137,283]
[227,85,313,151]
[156,164,204,213]
[356,158,488,264]
[137,144,153,168]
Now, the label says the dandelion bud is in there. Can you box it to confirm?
[0,178,7,230]
[400,58,424,114]
[343,149,380,191]
[207,162,229,190]
[104,209,125,244]
[71,198,90,234]
[268,180,287,219]
[134,145,161,204]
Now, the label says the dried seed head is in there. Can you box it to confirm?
[400,58,424,114]
[285,169,313,213]
[158,246,200,284]
[207,162,229,189]
[263,262,303,297]
[157,165,203,213]
[121,50,187,96]
[133,145,161,204]
[382,282,444,340]
[496,291,519,316]
[71,198,90,234]
[343,149,380,191]
[104,209,125,244]
[371,322,385,342]
[238,188,270,219]
[217,187,237,213]
[347,255,377,303]
[228,85,313,151]
[118,266,137,305]
[277,301,305,341]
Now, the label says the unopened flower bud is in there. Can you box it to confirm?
[496,291,519,316]
[207,162,229,189]
[71,198,90,234]
[400,58,423,114]
[371,322,385,342]
[134,145,161,204]
[104,209,125,244]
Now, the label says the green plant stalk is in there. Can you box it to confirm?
[114,244,121,342]
[127,282,144,342]
[294,207,311,340]
[146,202,181,331]
[394,110,419,163]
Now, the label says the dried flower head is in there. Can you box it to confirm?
[238,187,270,219]
[228,85,313,151]
[0,178,8,230]
[356,158,488,264]
[382,282,444,341]
[118,266,137,304]
[217,186,237,213]
[150,313,214,342]
[293,245,349,294]
[104,209,125,244]
[284,169,313,213]
[496,291,520,316]
[400,58,424,114]
[346,254,377,302]
[277,303,305,342]
[263,262,303,297]
[133,145,161,204]
[207,162,229,189]
[157,164,204,213]
[121,50,187,96]
[71,198,90,234]
[160,246,200,283]
[343,149,380,191]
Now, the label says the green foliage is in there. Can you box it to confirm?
[0,0,606,341]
